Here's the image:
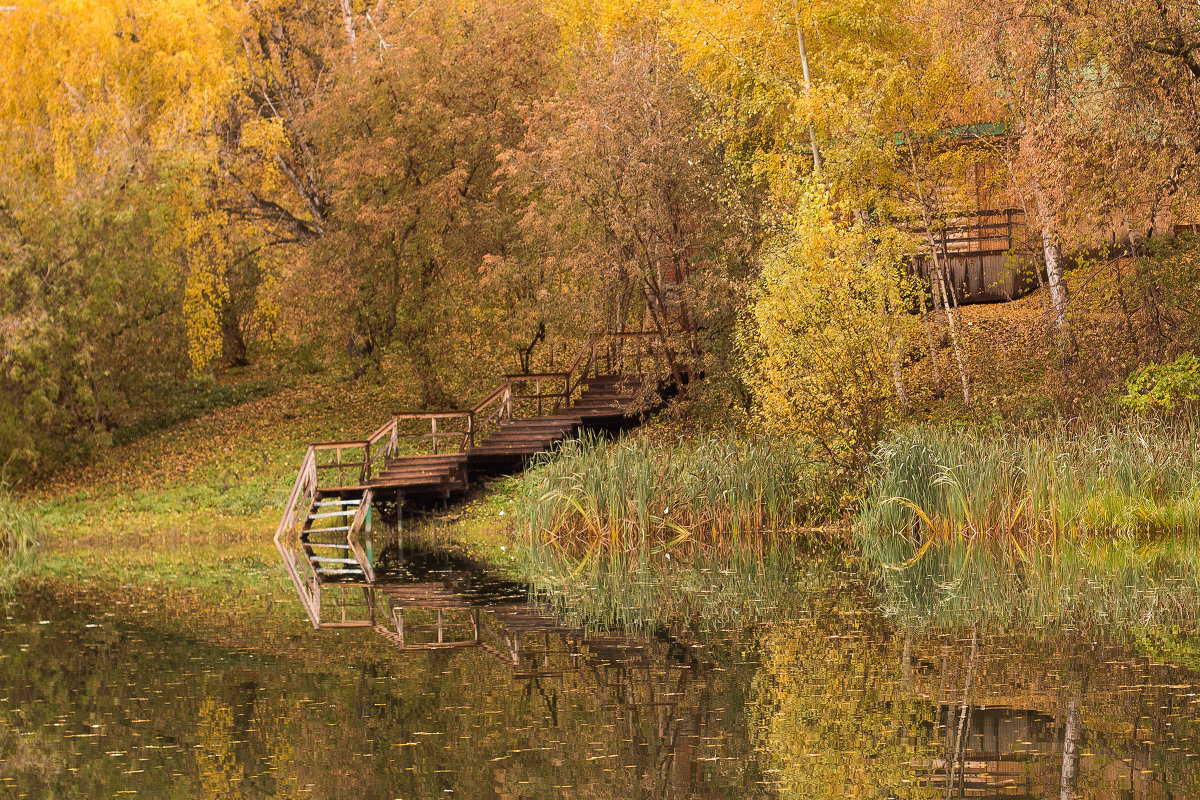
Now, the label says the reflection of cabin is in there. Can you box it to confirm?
[916,702,1173,799]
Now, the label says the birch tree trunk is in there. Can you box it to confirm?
[794,2,821,174]
[1059,691,1081,800]
[888,322,910,411]
[922,278,945,398]
[928,235,971,406]
[339,0,357,59]
[1035,191,1070,333]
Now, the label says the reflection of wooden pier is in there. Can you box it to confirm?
[368,581,652,681]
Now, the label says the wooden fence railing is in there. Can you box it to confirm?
[274,447,322,626]
[911,209,1026,259]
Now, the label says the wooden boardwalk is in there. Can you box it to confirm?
[274,333,674,628]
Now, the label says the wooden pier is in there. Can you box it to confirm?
[274,332,675,628]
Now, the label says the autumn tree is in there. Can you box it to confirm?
[944,0,1200,348]
[503,6,757,389]
[743,188,918,469]
[671,0,943,447]
[0,0,249,475]
[300,0,560,406]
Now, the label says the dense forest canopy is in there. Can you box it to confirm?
[2,0,1199,479]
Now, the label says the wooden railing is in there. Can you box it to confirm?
[346,488,375,584]
[912,208,1027,259]
[378,332,672,452]
[273,446,322,627]
[273,444,382,627]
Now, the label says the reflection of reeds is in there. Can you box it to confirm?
[858,417,1200,628]
[518,541,829,632]
[0,490,39,587]
[515,432,829,559]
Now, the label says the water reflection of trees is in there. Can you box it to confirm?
[9,575,1200,799]
[750,618,1200,799]
[364,573,764,798]
[1,583,766,799]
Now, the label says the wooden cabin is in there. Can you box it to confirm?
[910,208,1040,304]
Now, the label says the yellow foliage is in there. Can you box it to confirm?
[546,0,668,46]
[0,0,243,189]
[750,620,937,798]
[183,212,233,374]
[743,186,916,465]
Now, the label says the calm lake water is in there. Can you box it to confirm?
[4,546,1200,798]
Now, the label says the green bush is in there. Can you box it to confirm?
[1122,353,1200,413]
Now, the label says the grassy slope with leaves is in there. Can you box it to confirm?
[15,366,526,619]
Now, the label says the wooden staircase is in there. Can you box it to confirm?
[467,374,646,470]
[274,332,678,628]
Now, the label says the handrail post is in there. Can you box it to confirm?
[431,416,439,455]
[467,413,475,449]
[363,442,371,483]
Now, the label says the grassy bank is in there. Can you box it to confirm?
[13,352,1200,641]
[857,417,1200,629]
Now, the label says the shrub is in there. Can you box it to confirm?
[1121,353,1200,413]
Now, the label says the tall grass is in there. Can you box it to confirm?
[858,417,1200,629]
[516,432,830,558]
[0,490,40,588]
[861,416,1200,542]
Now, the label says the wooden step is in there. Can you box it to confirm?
[376,466,462,479]
[498,417,579,428]
[469,444,546,455]
[307,509,358,519]
[383,454,467,467]
[375,469,462,481]
[483,430,565,442]
[374,477,461,489]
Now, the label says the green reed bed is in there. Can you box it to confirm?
[857,417,1200,629]
[0,490,39,588]
[513,432,834,630]
[517,432,828,554]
